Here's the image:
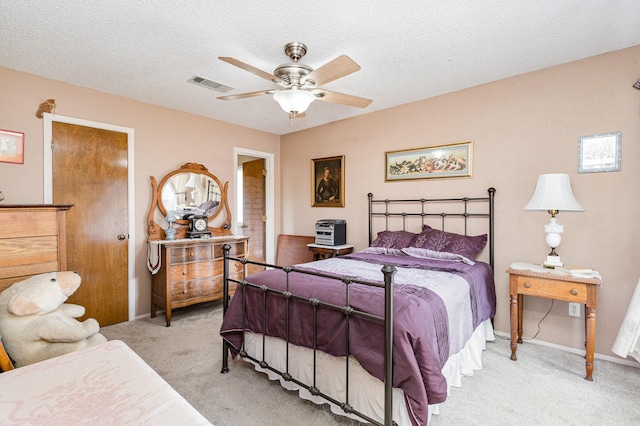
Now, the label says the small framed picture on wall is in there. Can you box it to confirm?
[0,129,25,164]
[578,132,621,173]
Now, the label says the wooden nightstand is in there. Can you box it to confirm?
[307,243,354,261]
[507,265,602,380]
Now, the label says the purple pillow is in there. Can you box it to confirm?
[410,225,487,259]
[371,230,417,249]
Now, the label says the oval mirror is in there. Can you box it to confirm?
[147,163,232,240]
[159,173,221,218]
[155,163,226,224]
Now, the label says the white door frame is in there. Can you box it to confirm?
[233,147,275,264]
[43,113,136,321]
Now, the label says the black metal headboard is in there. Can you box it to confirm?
[368,188,496,270]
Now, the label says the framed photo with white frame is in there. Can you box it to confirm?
[578,132,621,173]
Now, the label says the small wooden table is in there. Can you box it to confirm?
[507,265,602,380]
[307,243,354,260]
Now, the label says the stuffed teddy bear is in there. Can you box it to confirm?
[0,271,107,367]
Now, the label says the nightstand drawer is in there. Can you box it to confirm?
[516,275,587,303]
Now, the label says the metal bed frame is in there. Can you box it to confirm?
[368,188,496,270]
[221,188,496,426]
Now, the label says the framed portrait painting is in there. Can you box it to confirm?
[0,129,25,164]
[385,140,472,181]
[311,155,344,207]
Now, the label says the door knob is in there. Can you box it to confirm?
[117,234,126,241]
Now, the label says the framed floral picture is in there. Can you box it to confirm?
[311,155,344,207]
[385,140,472,181]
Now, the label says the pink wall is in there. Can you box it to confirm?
[280,45,640,360]
[0,67,281,316]
[1,44,639,361]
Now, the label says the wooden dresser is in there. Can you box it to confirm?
[0,205,72,292]
[150,236,248,326]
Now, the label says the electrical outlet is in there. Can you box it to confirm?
[569,302,581,317]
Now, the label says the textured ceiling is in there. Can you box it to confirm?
[2,1,639,135]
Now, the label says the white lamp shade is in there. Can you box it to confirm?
[185,173,202,188]
[273,89,315,114]
[524,173,584,211]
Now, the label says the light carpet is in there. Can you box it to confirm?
[101,302,640,425]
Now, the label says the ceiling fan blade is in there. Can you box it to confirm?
[304,55,361,86]
[217,90,276,101]
[313,89,372,108]
[219,57,281,83]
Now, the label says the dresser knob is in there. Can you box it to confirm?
[571,289,579,296]
[524,282,531,288]
[182,272,186,276]
[183,289,187,294]
[190,252,195,257]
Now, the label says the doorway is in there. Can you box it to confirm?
[234,148,275,265]
[43,114,135,324]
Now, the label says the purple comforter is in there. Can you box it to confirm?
[220,253,495,425]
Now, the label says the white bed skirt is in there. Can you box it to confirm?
[241,319,495,425]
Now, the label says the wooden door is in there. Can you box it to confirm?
[52,122,128,326]
[242,158,266,275]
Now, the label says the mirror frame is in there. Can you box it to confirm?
[147,163,232,240]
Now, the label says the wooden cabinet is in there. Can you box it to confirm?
[150,236,248,326]
[0,205,72,292]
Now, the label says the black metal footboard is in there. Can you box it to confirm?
[221,246,397,426]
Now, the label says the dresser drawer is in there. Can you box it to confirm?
[212,271,242,295]
[516,275,587,303]
[169,245,213,263]
[170,261,219,282]
[213,241,246,258]
[171,278,216,301]
[0,210,60,239]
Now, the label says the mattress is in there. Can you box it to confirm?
[0,340,211,425]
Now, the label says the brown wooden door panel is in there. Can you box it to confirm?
[52,122,128,326]
[242,158,266,276]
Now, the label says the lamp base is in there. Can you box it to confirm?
[544,254,563,268]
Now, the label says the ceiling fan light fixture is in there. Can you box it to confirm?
[273,89,315,114]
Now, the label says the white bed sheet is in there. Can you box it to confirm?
[242,318,494,425]
[0,340,211,425]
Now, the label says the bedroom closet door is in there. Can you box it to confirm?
[242,158,266,276]
[51,122,129,326]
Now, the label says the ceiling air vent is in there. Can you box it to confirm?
[187,75,234,93]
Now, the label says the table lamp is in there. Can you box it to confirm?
[524,173,584,268]
[185,173,203,206]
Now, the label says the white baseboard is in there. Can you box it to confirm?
[493,330,640,369]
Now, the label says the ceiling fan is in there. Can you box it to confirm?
[217,42,372,118]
